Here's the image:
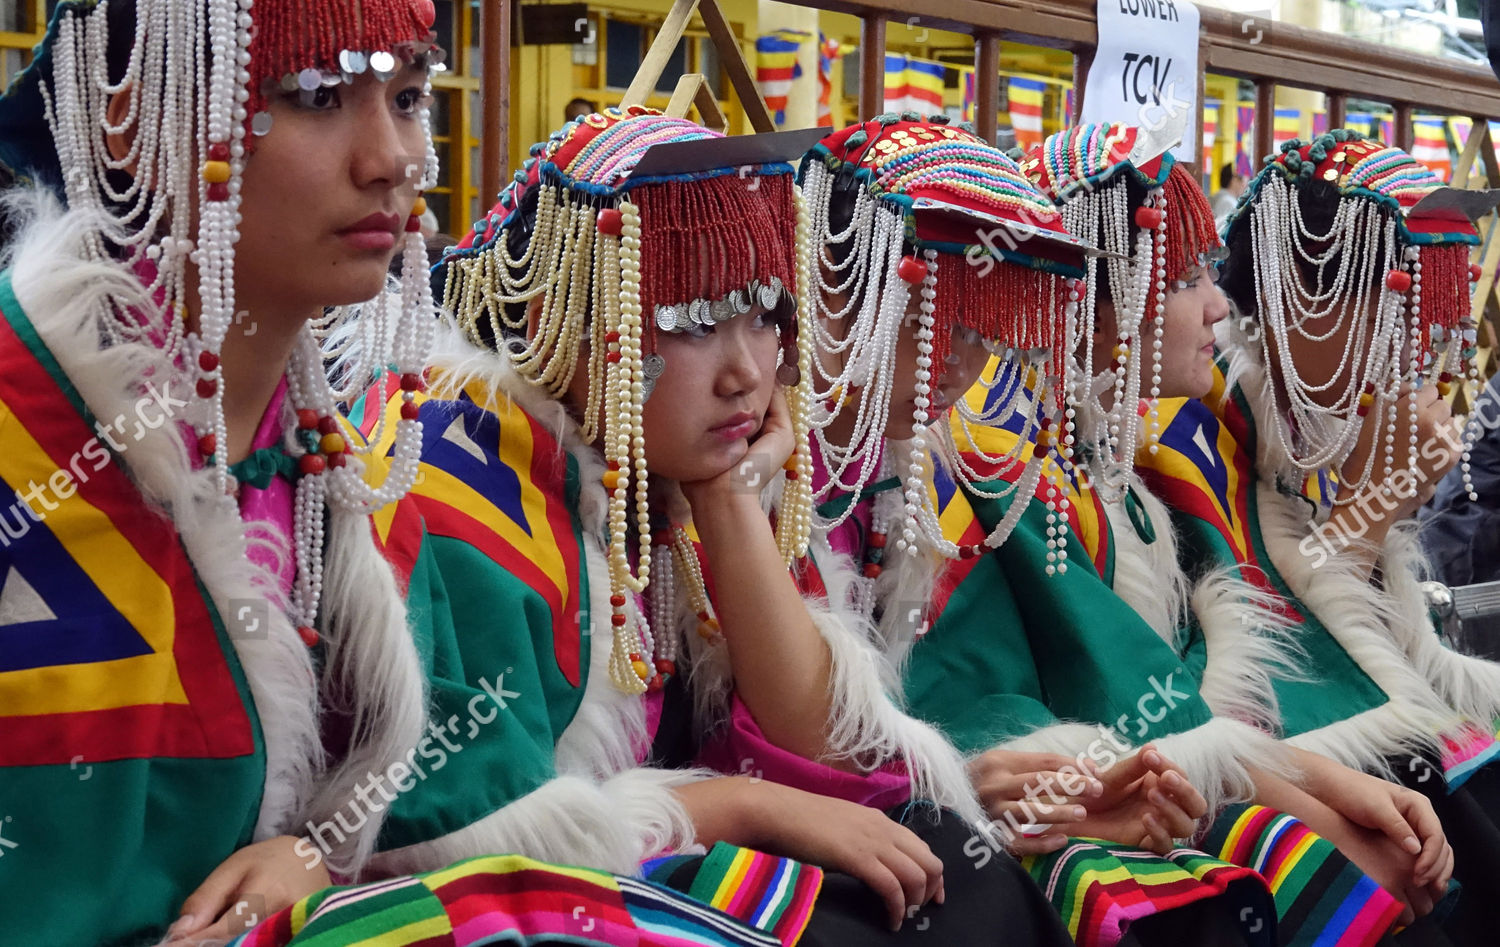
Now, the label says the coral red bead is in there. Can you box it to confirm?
[196,378,217,398]
[610,594,627,607]
[297,625,320,647]
[1470,263,1484,282]
[896,255,928,283]
[1134,207,1165,230]
[208,142,230,162]
[647,674,664,692]
[328,453,348,468]
[862,562,882,578]
[399,372,423,392]
[298,454,326,476]
[597,209,623,235]
[868,531,887,548]
[605,331,621,344]
[655,659,676,676]
[297,409,320,429]
[405,215,422,233]
[207,182,230,202]
[198,350,220,371]
[612,613,627,627]
[959,546,978,560]
[316,416,339,435]
[400,402,421,421]
[1136,398,1151,417]
[1385,269,1412,292]
[198,433,217,456]
[606,352,621,363]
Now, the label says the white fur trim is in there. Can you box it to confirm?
[1381,523,1500,729]
[1104,478,1190,648]
[369,766,708,876]
[1217,342,1465,775]
[358,330,711,873]
[7,194,428,874]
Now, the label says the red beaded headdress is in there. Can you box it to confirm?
[800,115,1092,563]
[1225,130,1493,500]
[441,108,818,694]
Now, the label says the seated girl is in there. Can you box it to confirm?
[353,108,1077,945]
[1140,130,1500,943]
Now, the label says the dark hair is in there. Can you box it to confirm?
[565,97,597,114]
[1218,162,1237,191]
[1219,177,1349,319]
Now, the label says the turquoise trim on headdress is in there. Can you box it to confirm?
[1226,130,1480,248]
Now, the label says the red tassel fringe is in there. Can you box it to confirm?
[246,0,432,121]
[1162,164,1221,281]
[633,173,797,327]
[1417,244,1469,333]
[930,257,1067,382]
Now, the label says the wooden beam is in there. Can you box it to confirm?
[859,14,887,121]
[480,0,509,211]
[664,73,728,132]
[1253,80,1275,171]
[975,33,1001,145]
[695,0,775,133]
[623,0,701,109]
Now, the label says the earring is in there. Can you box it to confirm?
[642,353,666,402]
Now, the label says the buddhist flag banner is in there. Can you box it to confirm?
[1412,117,1452,181]
[1203,101,1218,151]
[1236,104,1255,176]
[817,33,839,127]
[755,30,807,127]
[883,55,946,114]
[1345,112,1374,138]
[1008,77,1046,151]
[1272,108,1300,149]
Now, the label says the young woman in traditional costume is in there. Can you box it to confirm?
[1139,131,1500,943]
[0,5,818,946]
[354,107,1077,945]
[811,120,1438,945]
[0,0,440,941]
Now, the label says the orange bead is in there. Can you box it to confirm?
[631,659,651,680]
[319,433,346,455]
[602,470,622,490]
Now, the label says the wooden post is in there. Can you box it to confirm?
[975,33,1001,145]
[1393,103,1413,150]
[1253,80,1275,171]
[1326,92,1346,131]
[480,0,510,208]
[859,14,887,121]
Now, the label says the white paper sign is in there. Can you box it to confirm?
[1081,0,1201,162]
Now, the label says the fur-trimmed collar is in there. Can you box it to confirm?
[5,193,427,873]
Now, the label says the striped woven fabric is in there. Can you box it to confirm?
[1023,803,1404,947]
[1022,837,1273,947]
[1205,805,1403,947]
[228,854,792,947]
[649,842,822,945]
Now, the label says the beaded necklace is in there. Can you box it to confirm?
[32,0,442,646]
